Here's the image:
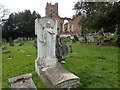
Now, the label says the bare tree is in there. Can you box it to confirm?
[0,4,9,22]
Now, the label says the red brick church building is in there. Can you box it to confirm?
[45,3,82,36]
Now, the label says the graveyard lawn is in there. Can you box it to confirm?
[2,41,119,88]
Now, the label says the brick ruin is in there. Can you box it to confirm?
[45,3,82,36]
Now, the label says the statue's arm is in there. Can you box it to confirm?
[47,29,55,34]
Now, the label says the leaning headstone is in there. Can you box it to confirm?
[35,17,81,89]
[8,73,37,89]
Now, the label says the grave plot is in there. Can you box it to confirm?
[8,73,37,88]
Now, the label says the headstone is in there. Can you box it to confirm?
[69,45,73,53]
[2,47,7,50]
[18,43,23,46]
[35,17,58,67]
[8,73,37,89]
[35,17,81,88]
[28,37,30,41]
[18,37,24,46]
[89,35,95,42]
[56,35,62,61]
[82,35,87,43]
[6,56,13,59]
[33,38,37,49]
[9,37,14,46]
[24,37,27,42]
[31,38,33,40]
[14,39,19,43]
[2,50,11,54]
[72,38,76,43]
[60,37,69,59]
[25,54,32,56]
[74,35,79,41]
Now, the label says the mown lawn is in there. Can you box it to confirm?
[2,40,119,88]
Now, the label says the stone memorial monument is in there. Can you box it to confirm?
[35,17,81,88]
[8,73,37,88]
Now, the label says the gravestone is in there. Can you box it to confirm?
[14,39,19,43]
[74,35,79,41]
[82,35,87,43]
[2,50,11,54]
[9,37,14,46]
[60,37,69,59]
[69,45,73,53]
[28,37,30,41]
[33,38,37,49]
[18,37,24,46]
[6,56,13,59]
[89,35,95,42]
[2,47,7,50]
[35,17,81,88]
[72,38,76,43]
[8,73,37,88]
[56,35,62,61]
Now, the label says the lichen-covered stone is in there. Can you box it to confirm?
[36,62,81,88]
[8,73,37,89]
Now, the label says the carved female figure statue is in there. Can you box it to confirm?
[44,21,56,58]
[35,17,57,66]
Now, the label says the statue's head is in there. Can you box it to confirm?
[46,21,51,28]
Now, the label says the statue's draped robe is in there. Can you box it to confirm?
[44,28,56,58]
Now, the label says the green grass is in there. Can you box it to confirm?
[2,41,46,88]
[2,41,119,88]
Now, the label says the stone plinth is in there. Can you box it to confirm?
[8,73,37,89]
[36,61,81,88]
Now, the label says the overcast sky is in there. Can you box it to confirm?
[0,0,78,18]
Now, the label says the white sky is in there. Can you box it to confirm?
[0,0,78,18]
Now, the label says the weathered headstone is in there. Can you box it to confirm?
[2,47,7,50]
[72,38,76,43]
[74,35,79,41]
[35,17,81,88]
[60,37,69,59]
[2,50,11,54]
[89,35,95,42]
[56,35,62,61]
[28,37,30,41]
[8,73,37,88]
[6,56,13,59]
[82,35,87,43]
[34,38,37,49]
[14,39,19,43]
[69,45,73,53]
[9,37,14,46]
